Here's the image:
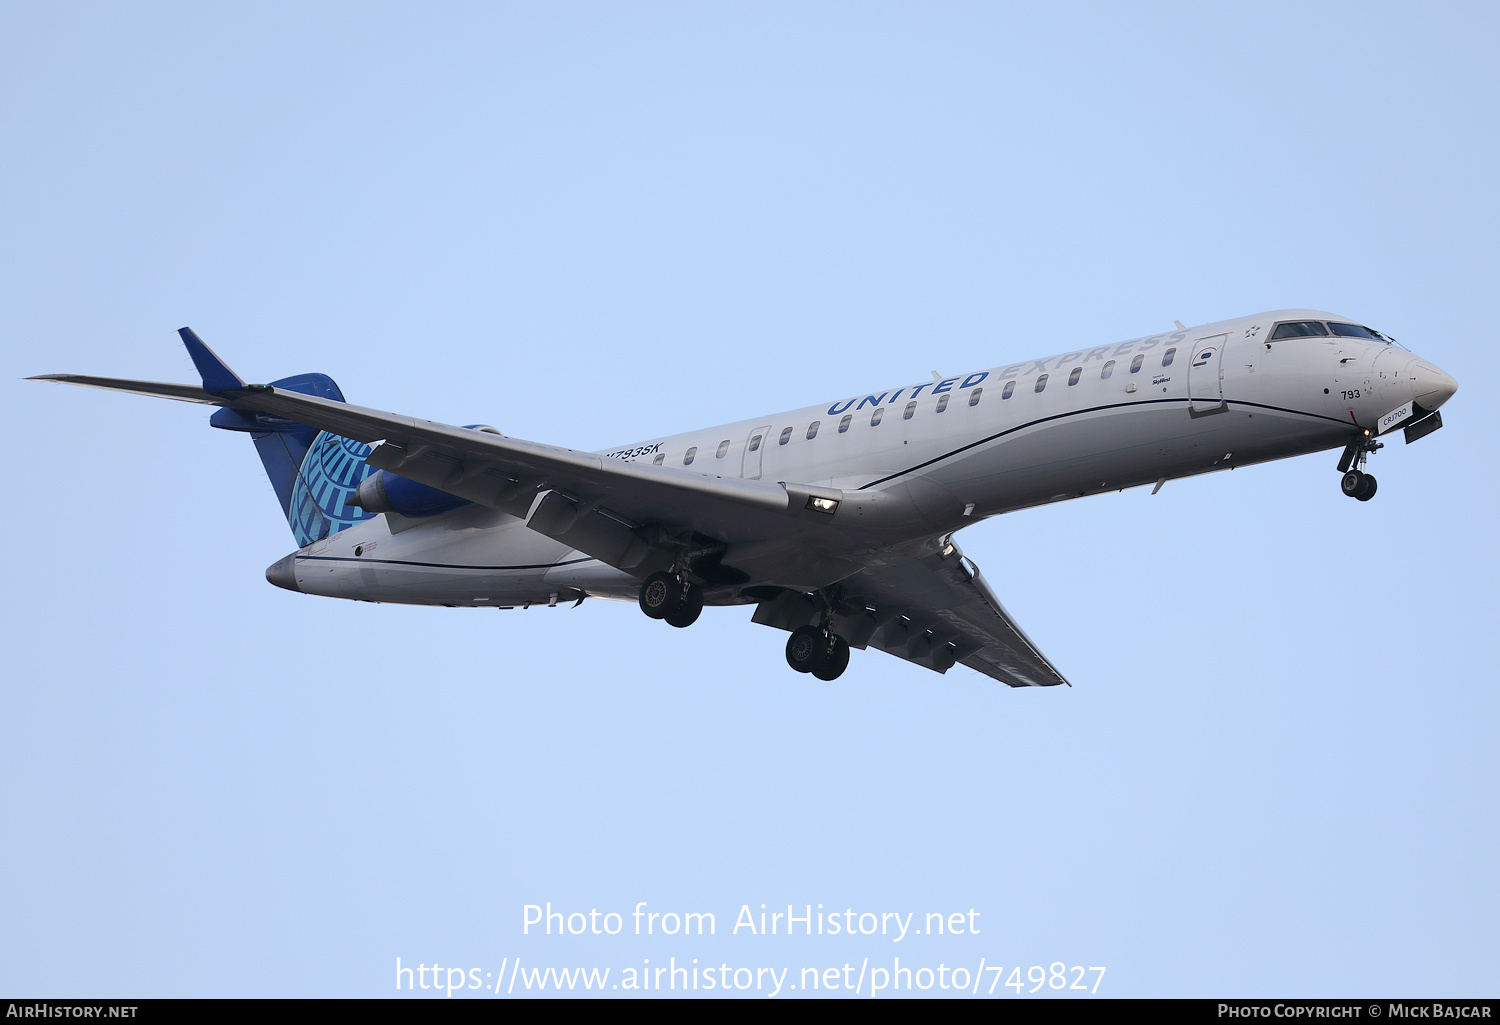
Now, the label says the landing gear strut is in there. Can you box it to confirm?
[638,571,703,628]
[1336,436,1383,502]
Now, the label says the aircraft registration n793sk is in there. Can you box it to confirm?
[32,309,1457,686]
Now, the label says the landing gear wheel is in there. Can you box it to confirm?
[1341,470,1365,498]
[638,572,676,620]
[812,636,850,681]
[664,584,703,628]
[785,626,823,673]
[1355,473,1377,501]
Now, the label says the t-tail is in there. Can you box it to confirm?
[29,327,479,548]
[207,370,379,547]
[173,327,373,546]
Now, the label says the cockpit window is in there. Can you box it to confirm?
[1271,321,1329,339]
[1328,322,1387,341]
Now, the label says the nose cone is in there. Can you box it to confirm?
[1409,360,1458,411]
[265,554,301,592]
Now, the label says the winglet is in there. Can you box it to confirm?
[178,327,246,395]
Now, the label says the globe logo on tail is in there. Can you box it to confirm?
[289,432,377,547]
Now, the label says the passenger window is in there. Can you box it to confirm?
[1130,354,1143,374]
[1002,380,1015,399]
[1068,366,1082,386]
[1101,360,1115,379]
[684,446,697,465]
[1271,321,1329,339]
[716,440,729,458]
[778,427,792,445]
[748,434,762,452]
[1162,348,1176,367]
[903,401,917,420]
[806,421,820,440]
[1035,374,1048,393]
[838,415,852,433]
[935,394,949,413]
[968,387,982,406]
[870,407,884,426]
[652,453,664,466]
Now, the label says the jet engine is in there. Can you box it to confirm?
[345,425,502,518]
[344,469,471,518]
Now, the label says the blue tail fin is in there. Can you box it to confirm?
[209,373,378,546]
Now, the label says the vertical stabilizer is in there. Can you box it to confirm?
[209,373,378,546]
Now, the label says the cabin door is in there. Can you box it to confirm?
[1189,333,1228,416]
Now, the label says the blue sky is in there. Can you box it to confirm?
[3,1,1496,998]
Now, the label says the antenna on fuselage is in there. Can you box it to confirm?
[930,371,942,383]
[1174,320,1186,330]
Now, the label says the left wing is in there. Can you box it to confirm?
[30,343,842,580]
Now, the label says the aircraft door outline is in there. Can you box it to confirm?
[1189,333,1229,417]
[742,424,772,479]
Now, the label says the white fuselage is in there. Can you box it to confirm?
[280,309,1455,607]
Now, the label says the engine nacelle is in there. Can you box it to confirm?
[345,470,472,518]
[343,425,501,518]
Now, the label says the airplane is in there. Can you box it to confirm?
[30,309,1457,686]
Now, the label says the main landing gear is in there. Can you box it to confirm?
[1336,435,1383,502]
[638,571,703,628]
[785,626,850,681]
[782,590,851,680]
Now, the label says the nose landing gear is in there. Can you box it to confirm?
[1340,469,1378,502]
[1336,435,1383,502]
[638,571,703,628]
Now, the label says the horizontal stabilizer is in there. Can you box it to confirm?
[27,374,224,404]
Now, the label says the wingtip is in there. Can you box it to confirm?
[177,326,246,395]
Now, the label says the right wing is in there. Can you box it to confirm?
[751,542,1070,688]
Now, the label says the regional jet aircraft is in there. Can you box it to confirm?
[31,310,1456,684]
